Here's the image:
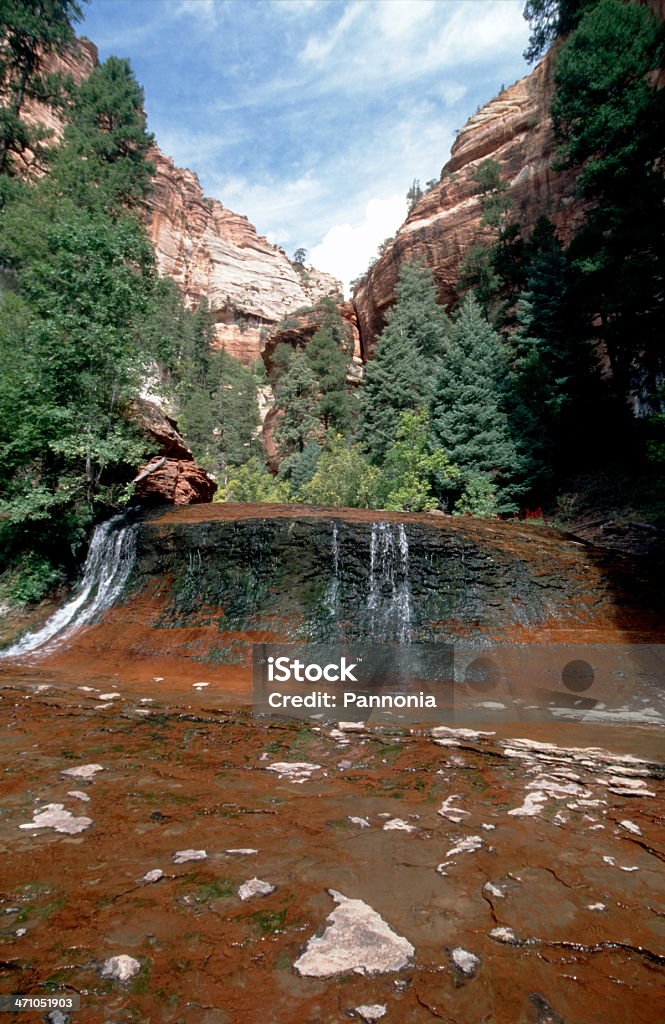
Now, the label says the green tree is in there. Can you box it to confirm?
[305,325,354,432]
[523,0,597,62]
[454,473,500,517]
[46,55,154,214]
[360,262,449,462]
[459,159,525,318]
[274,352,319,465]
[0,0,84,176]
[301,435,380,508]
[551,0,664,407]
[430,293,521,512]
[375,409,458,512]
[216,456,291,504]
[406,178,422,212]
[0,54,157,582]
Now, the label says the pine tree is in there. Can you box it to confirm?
[360,262,448,462]
[551,0,664,408]
[305,325,353,433]
[430,293,521,512]
[274,352,319,463]
[47,55,154,214]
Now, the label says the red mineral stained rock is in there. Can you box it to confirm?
[133,456,216,505]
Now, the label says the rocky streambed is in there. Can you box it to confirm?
[1,505,663,1021]
[0,682,663,1023]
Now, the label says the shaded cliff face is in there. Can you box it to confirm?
[353,50,583,354]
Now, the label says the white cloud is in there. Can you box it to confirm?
[311,194,407,297]
[302,2,364,64]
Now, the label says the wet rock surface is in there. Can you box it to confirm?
[0,684,662,1022]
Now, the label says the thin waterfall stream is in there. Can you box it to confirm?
[0,513,138,659]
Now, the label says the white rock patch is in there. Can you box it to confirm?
[238,878,275,901]
[265,761,321,783]
[490,927,518,945]
[61,763,103,780]
[383,818,416,832]
[507,792,547,817]
[67,790,90,802]
[173,849,207,864]
[294,889,414,977]
[225,848,258,855]
[451,947,480,976]
[19,803,92,835]
[101,955,141,981]
[349,816,371,828]
[620,820,642,835]
[446,835,483,857]
[484,882,505,898]
[141,869,163,883]
[438,795,469,824]
[354,1005,387,1023]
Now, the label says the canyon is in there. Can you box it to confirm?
[27,29,584,366]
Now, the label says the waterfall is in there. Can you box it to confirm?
[323,521,341,616]
[367,521,412,642]
[0,514,138,659]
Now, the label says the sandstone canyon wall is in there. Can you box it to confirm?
[352,49,582,354]
[149,150,342,363]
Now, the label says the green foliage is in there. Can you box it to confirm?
[301,435,379,508]
[552,0,664,419]
[453,473,500,517]
[292,247,307,266]
[1,551,64,604]
[304,323,354,433]
[458,159,525,319]
[216,456,291,504]
[374,409,458,513]
[0,0,84,176]
[274,352,319,464]
[360,262,448,462]
[406,178,422,212]
[278,441,321,493]
[430,293,521,512]
[51,55,154,213]
[0,53,165,587]
[523,0,596,62]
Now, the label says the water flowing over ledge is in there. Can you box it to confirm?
[1,503,661,665]
[0,514,138,659]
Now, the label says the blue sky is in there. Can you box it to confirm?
[80,0,530,291]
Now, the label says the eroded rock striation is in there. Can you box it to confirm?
[148,149,342,362]
[353,50,582,354]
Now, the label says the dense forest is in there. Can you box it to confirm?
[0,0,663,604]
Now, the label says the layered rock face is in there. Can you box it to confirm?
[353,50,582,354]
[148,150,342,363]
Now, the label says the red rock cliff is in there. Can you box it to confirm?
[352,49,583,354]
[20,39,342,366]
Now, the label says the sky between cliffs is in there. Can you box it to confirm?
[81,0,530,294]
